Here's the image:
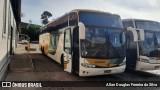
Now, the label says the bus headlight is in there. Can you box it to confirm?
[81,63,95,68]
[140,58,149,63]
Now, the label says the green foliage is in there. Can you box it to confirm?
[41,11,52,25]
[25,24,41,41]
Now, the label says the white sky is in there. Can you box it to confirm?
[21,0,160,25]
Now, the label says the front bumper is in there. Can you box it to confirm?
[136,61,160,70]
[79,65,125,76]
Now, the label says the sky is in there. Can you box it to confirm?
[21,0,160,25]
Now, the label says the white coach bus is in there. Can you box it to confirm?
[123,19,160,71]
[39,9,137,76]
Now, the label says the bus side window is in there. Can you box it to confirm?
[64,29,71,54]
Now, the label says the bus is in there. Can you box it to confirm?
[122,19,160,71]
[19,34,30,44]
[39,9,137,76]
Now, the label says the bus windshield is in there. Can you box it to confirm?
[79,12,123,28]
[81,27,126,59]
[155,32,160,50]
[136,21,160,56]
[139,31,156,56]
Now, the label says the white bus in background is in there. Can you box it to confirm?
[122,19,160,71]
[18,34,30,44]
[39,9,138,76]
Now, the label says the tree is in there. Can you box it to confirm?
[25,24,41,41]
[41,11,52,25]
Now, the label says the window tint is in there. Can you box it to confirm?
[79,12,123,28]
[122,21,134,28]
[136,21,160,30]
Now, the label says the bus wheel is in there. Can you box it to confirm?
[61,55,64,70]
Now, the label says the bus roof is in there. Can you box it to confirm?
[71,9,113,15]
[41,9,120,30]
[122,19,160,23]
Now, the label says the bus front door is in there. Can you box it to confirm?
[63,28,72,73]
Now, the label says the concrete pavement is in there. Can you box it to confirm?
[3,43,160,90]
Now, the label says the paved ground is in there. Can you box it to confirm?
[6,53,160,81]
[10,54,34,71]
[147,70,160,75]
[3,43,160,90]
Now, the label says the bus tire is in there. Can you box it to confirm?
[61,54,64,70]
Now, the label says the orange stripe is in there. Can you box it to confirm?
[86,59,117,67]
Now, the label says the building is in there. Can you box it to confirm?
[0,0,21,80]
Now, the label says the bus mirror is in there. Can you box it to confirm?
[78,22,85,39]
[127,27,138,42]
[137,29,145,41]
